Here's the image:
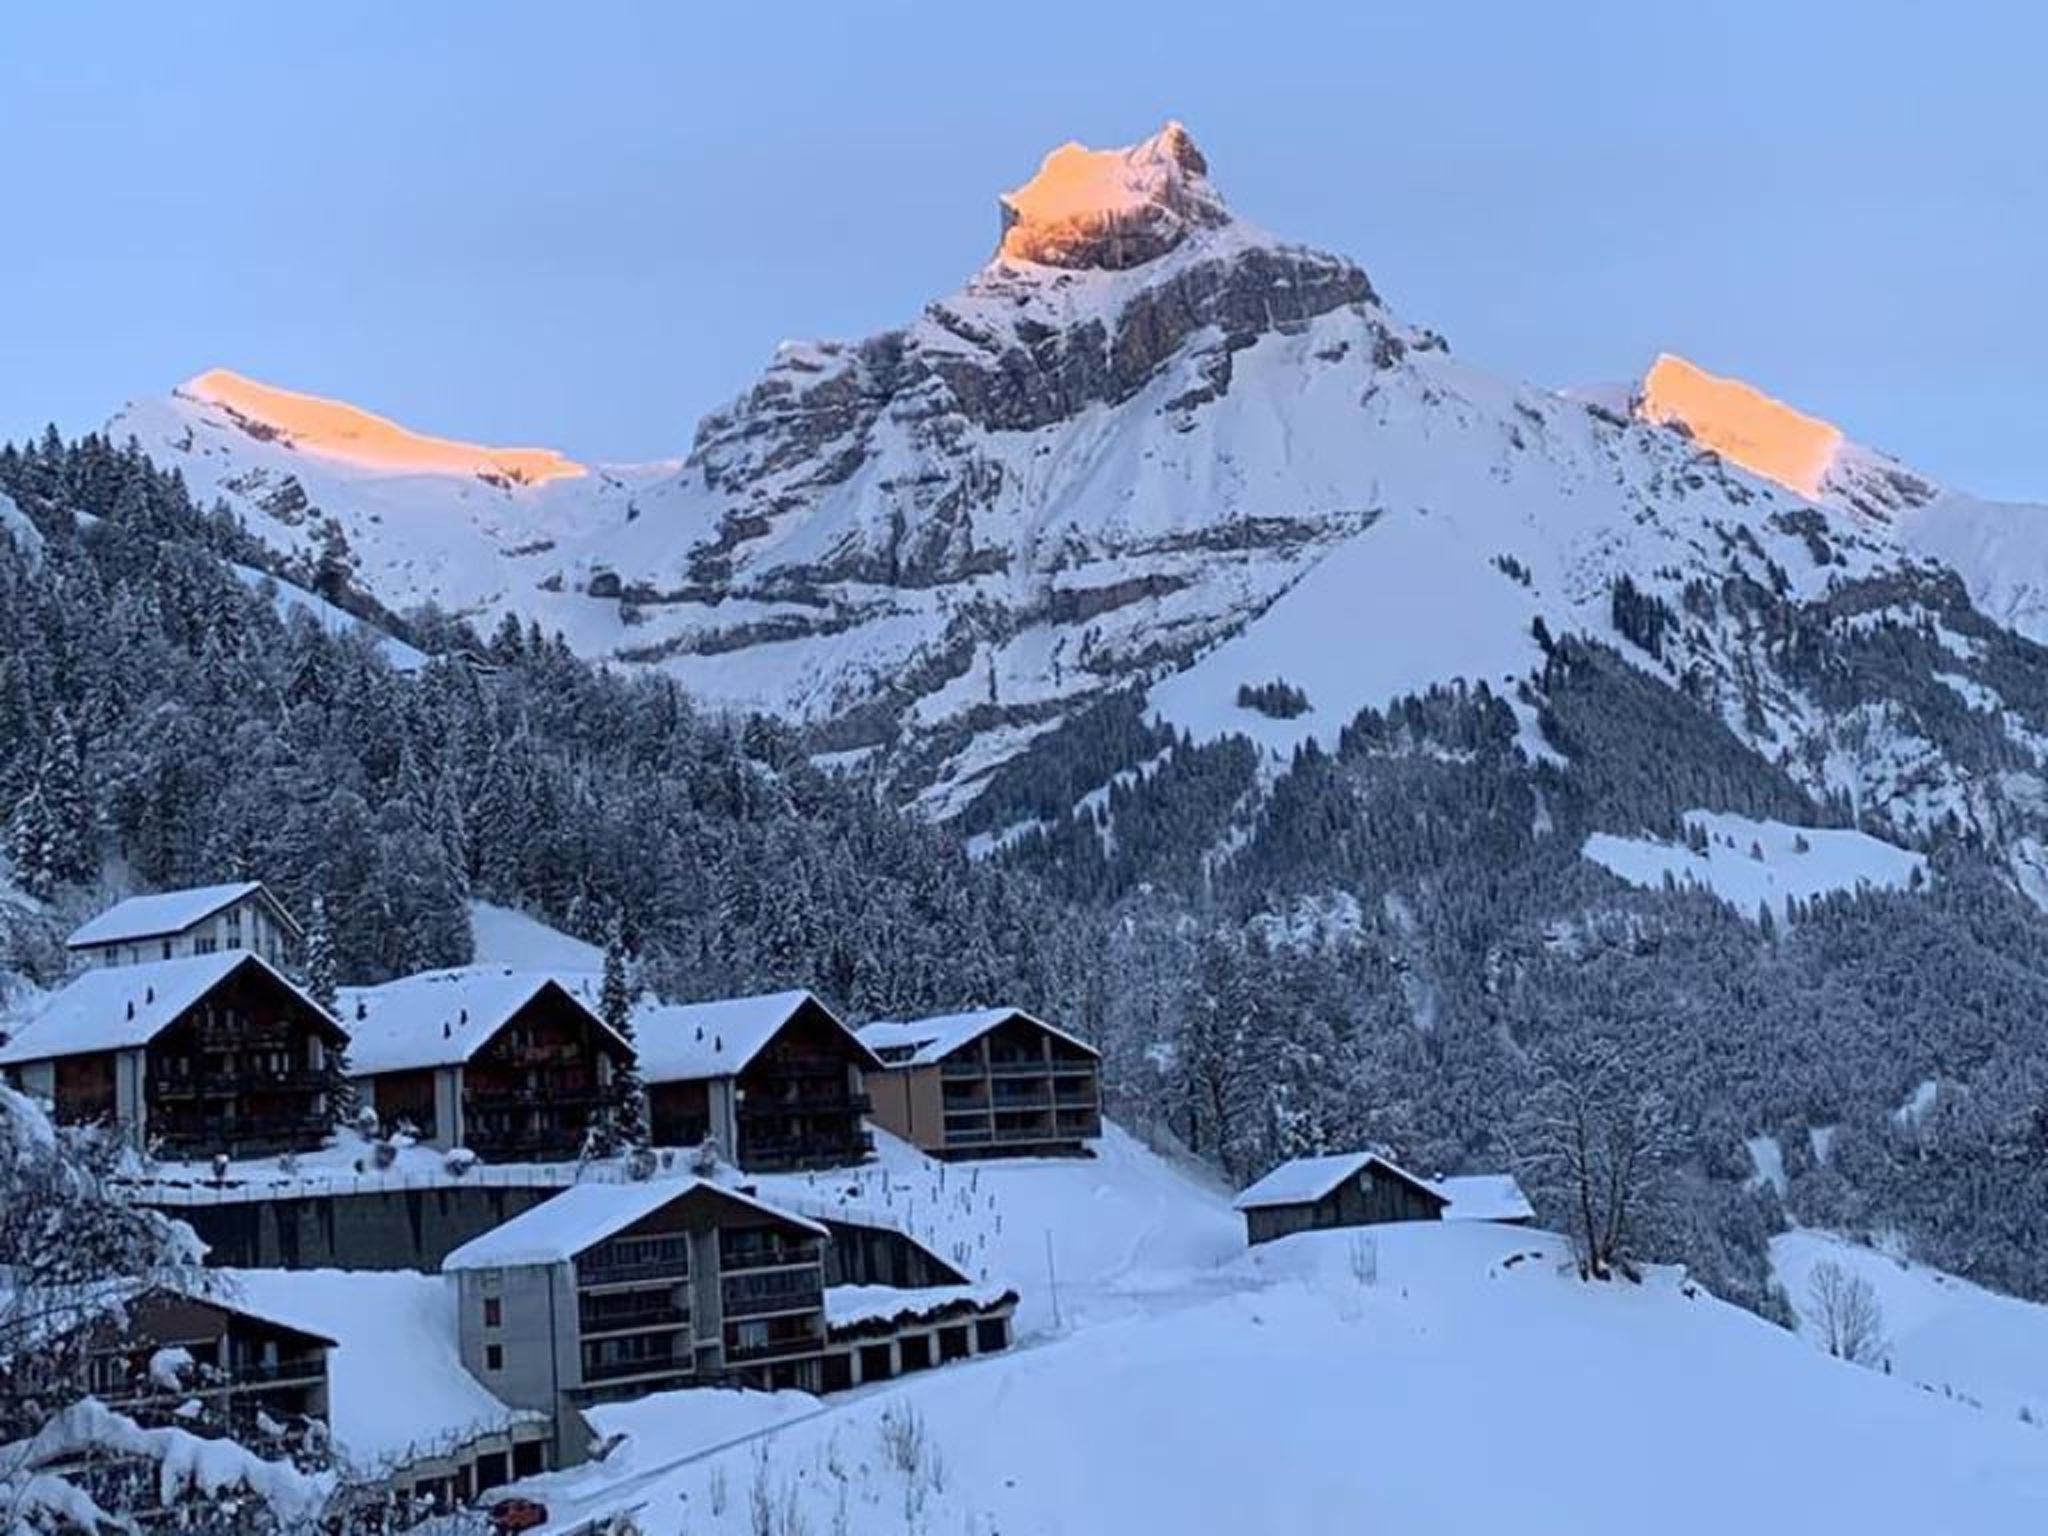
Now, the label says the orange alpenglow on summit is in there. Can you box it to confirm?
[181,368,586,486]
[1637,354,1842,500]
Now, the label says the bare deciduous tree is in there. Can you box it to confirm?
[1806,1259,1886,1366]
[1512,1038,1681,1281]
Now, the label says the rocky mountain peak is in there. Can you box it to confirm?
[995,120,1231,270]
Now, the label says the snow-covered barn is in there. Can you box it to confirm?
[1233,1150,1534,1246]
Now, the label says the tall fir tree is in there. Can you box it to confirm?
[303,896,358,1126]
[599,918,649,1153]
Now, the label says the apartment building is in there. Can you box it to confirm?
[858,1008,1101,1158]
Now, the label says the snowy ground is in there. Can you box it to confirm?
[1774,1230,2048,1426]
[223,1269,543,1473]
[1583,809,1926,920]
[503,1134,2048,1535]
[467,901,602,971]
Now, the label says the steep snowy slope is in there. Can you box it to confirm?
[109,369,670,636]
[1774,1230,2048,1425]
[1630,350,2048,644]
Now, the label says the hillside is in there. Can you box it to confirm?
[515,1143,2048,1535]
[18,120,2048,1329]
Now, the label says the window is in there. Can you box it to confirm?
[484,1344,503,1372]
[161,940,173,960]
[193,938,217,955]
[483,1297,502,1328]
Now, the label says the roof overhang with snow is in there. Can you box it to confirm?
[633,989,883,1084]
[441,1176,827,1271]
[0,950,343,1066]
[1233,1150,1449,1213]
[856,1007,1100,1069]
[337,967,633,1076]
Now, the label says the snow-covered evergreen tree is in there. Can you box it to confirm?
[598,919,649,1153]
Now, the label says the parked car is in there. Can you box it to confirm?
[487,1497,549,1534]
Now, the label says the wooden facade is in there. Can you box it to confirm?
[865,1010,1102,1159]
[85,1291,334,1445]
[8,956,345,1159]
[1239,1157,1452,1246]
[358,982,632,1160]
[460,985,627,1159]
[643,994,879,1172]
[730,999,875,1170]
[143,964,344,1156]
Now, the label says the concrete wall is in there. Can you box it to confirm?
[160,1183,564,1272]
[456,1264,586,1459]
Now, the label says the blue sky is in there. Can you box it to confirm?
[4,2,2041,495]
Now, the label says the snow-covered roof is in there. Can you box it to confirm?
[67,882,294,949]
[0,950,337,1066]
[441,1176,826,1271]
[1233,1151,1532,1223]
[633,989,880,1083]
[337,965,629,1075]
[1432,1174,1535,1224]
[856,1007,1099,1069]
[223,1269,544,1466]
[824,1282,1017,1332]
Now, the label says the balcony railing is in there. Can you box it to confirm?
[579,1300,689,1335]
[723,1332,823,1365]
[722,1284,823,1319]
[737,1130,873,1168]
[720,1238,822,1273]
[579,1252,690,1287]
[582,1350,690,1384]
[940,1059,986,1080]
[154,1070,329,1099]
[466,1085,599,1112]
[987,1059,1053,1078]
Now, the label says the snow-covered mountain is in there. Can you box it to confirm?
[110,124,2048,845]
[1631,349,2048,646]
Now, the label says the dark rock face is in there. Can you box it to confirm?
[679,233,1382,593]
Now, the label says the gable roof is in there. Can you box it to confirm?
[1432,1174,1536,1224]
[336,965,630,1076]
[67,882,300,949]
[441,1177,826,1271]
[856,1007,1099,1069]
[0,950,341,1066]
[1232,1150,1450,1212]
[633,988,882,1083]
